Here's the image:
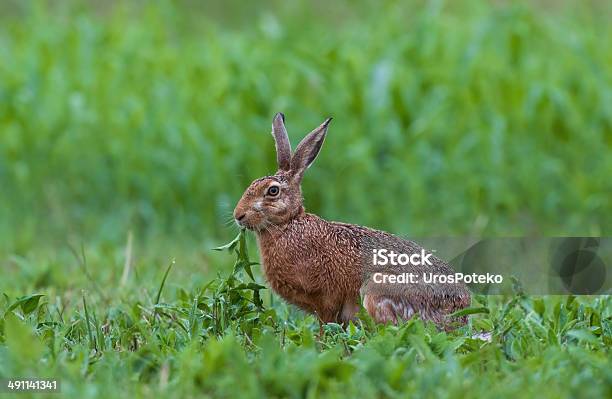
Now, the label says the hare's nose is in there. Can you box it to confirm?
[235,213,246,221]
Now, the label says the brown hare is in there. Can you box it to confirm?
[233,113,470,329]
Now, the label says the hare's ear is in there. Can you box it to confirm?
[290,117,332,182]
[271,113,292,171]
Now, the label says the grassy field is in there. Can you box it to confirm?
[0,1,611,397]
[1,232,611,398]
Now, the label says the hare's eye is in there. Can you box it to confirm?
[266,186,280,196]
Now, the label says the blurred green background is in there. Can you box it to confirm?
[0,0,610,257]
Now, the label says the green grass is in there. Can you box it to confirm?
[1,231,610,398]
[1,1,611,397]
[1,0,611,253]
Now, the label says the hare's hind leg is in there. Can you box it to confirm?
[339,299,360,325]
[363,294,415,324]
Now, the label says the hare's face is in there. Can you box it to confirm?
[233,172,302,231]
[233,113,331,231]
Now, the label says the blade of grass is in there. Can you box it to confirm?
[154,259,176,311]
[212,230,243,252]
[92,309,105,352]
[120,230,134,287]
[82,291,95,351]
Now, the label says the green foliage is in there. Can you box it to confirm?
[1,232,611,398]
[1,0,611,254]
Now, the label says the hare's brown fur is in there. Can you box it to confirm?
[234,114,470,328]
